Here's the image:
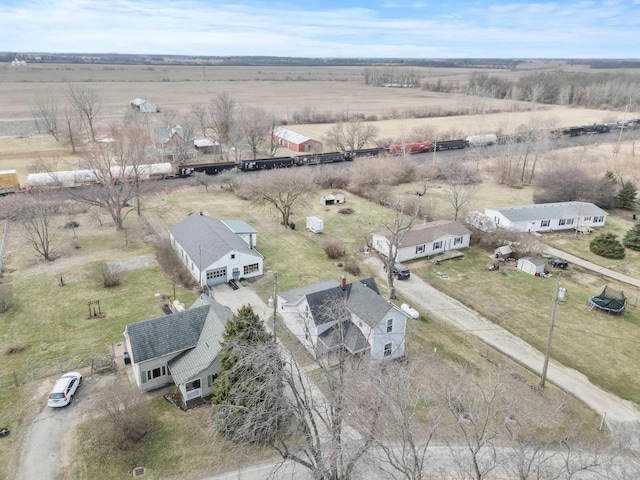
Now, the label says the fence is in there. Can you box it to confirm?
[0,344,115,392]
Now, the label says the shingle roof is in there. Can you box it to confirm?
[488,202,607,223]
[272,127,318,145]
[168,296,233,385]
[125,305,210,363]
[318,321,369,354]
[284,277,392,328]
[222,219,257,235]
[373,220,471,247]
[169,214,262,268]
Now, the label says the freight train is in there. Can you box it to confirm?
[12,117,640,190]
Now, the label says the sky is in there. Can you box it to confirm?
[1,0,639,58]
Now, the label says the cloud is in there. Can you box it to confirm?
[0,0,638,57]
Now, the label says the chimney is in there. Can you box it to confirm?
[340,275,346,290]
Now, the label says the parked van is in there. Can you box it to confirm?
[385,262,411,280]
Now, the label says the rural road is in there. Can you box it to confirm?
[373,256,640,430]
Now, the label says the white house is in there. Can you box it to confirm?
[278,277,409,362]
[321,192,345,205]
[484,202,608,233]
[169,213,264,288]
[123,294,232,406]
[372,220,472,263]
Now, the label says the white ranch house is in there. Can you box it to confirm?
[372,220,472,263]
[123,295,232,406]
[169,213,264,288]
[484,202,608,233]
[278,277,409,362]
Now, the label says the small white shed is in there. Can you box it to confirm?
[320,192,345,205]
[517,257,546,276]
[306,216,324,234]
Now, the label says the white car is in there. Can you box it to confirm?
[47,372,82,407]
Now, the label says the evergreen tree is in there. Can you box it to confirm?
[590,232,625,259]
[623,222,640,251]
[615,181,638,210]
[212,305,285,444]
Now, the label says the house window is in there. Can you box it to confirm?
[383,342,392,357]
[207,374,217,387]
[186,379,201,391]
[206,268,226,280]
[416,245,425,254]
[433,241,443,250]
[244,263,259,274]
[454,236,463,246]
[231,253,236,259]
[583,216,592,222]
[594,215,604,223]
[559,218,574,226]
[540,220,550,227]
[386,318,393,333]
[147,366,166,381]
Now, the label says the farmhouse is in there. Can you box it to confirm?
[130,97,158,113]
[169,213,264,288]
[156,125,197,162]
[484,202,608,233]
[278,277,408,362]
[271,127,323,153]
[123,294,232,406]
[371,220,472,263]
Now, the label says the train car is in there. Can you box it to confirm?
[0,170,20,195]
[177,161,238,176]
[433,139,468,151]
[466,134,498,147]
[388,141,433,155]
[296,152,349,165]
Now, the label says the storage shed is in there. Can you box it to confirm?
[130,98,158,113]
[306,216,324,234]
[271,127,323,153]
[517,257,546,276]
[321,192,345,205]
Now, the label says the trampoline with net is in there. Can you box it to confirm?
[588,286,626,313]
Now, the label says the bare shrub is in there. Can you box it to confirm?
[88,379,154,454]
[97,262,123,288]
[533,165,617,208]
[314,169,350,190]
[322,238,345,259]
[4,342,25,355]
[473,228,544,257]
[343,258,361,276]
[0,284,15,313]
[338,207,355,215]
[155,238,199,289]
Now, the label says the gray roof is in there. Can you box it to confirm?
[168,296,233,385]
[488,202,607,223]
[222,219,257,235]
[519,256,546,266]
[283,277,394,328]
[125,305,210,363]
[318,321,369,354]
[169,213,262,268]
[272,127,318,145]
[373,220,471,247]
[156,126,194,143]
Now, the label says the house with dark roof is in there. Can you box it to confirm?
[371,220,472,263]
[169,213,264,288]
[484,202,607,233]
[277,277,408,362]
[123,294,233,404]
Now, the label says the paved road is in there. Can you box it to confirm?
[373,256,640,430]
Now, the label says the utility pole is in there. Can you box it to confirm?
[540,273,561,388]
[272,272,277,341]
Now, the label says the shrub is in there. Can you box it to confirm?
[338,207,355,215]
[0,284,15,313]
[4,343,25,355]
[97,263,123,288]
[590,233,625,259]
[155,239,199,289]
[343,258,361,276]
[623,222,640,251]
[322,238,345,259]
[64,220,80,229]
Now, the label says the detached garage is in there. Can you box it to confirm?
[517,257,546,276]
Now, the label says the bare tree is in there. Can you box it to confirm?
[241,106,270,160]
[209,92,238,161]
[268,118,282,158]
[66,84,100,142]
[60,105,80,153]
[191,103,209,138]
[32,94,59,140]
[324,121,378,152]
[442,179,478,221]
[380,199,420,299]
[248,168,316,228]
[6,189,63,261]
[69,120,154,230]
